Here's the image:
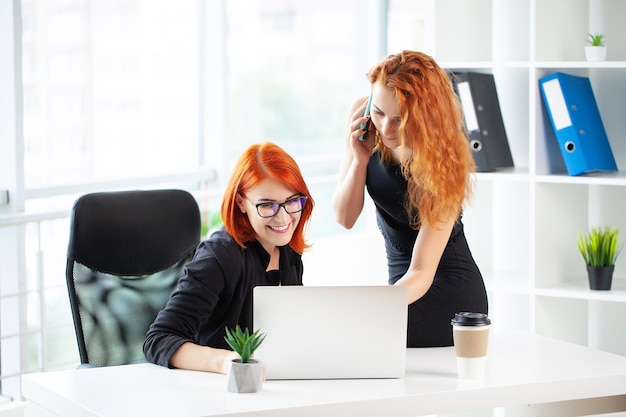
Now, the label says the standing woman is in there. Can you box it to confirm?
[145,142,314,373]
[332,51,488,347]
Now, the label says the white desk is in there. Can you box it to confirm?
[22,331,626,417]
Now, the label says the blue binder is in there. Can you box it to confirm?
[539,72,617,176]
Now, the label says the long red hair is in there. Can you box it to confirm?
[367,50,474,228]
[221,142,314,253]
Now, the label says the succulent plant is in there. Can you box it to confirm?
[587,33,605,47]
[224,325,266,363]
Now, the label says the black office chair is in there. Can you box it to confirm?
[66,189,201,367]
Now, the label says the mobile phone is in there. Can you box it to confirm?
[358,92,373,141]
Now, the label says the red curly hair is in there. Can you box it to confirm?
[367,50,474,228]
[220,142,314,253]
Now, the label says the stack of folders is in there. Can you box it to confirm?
[539,72,617,176]
[450,72,514,172]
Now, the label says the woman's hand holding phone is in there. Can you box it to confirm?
[358,92,373,142]
[347,94,375,165]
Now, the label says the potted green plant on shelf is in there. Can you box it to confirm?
[577,226,621,290]
[585,32,607,62]
[224,325,266,393]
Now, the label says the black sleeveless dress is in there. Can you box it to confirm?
[366,150,488,347]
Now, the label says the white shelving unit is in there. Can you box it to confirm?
[434,0,626,356]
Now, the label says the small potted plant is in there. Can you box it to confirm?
[585,32,607,62]
[224,325,266,393]
[577,226,621,290]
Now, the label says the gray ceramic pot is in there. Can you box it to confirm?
[227,359,264,393]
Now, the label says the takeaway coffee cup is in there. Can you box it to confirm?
[451,312,491,379]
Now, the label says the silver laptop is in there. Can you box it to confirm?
[253,285,408,380]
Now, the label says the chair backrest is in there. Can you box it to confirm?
[66,189,201,367]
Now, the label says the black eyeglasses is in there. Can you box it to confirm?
[246,195,307,218]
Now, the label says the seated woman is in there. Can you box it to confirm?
[144,142,314,374]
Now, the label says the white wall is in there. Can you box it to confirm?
[303,230,388,287]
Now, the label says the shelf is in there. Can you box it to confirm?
[474,167,531,182]
[535,172,626,186]
[535,61,626,69]
[536,279,626,303]
[434,0,626,356]
[442,61,532,70]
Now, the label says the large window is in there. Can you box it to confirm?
[223,1,369,158]
[1,0,434,403]
[1,0,384,402]
[20,0,382,191]
[21,0,202,188]
[220,0,384,237]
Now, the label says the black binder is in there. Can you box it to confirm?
[450,72,514,172]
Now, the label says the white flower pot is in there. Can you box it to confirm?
[585,46,607,62]
[227,359,264,393]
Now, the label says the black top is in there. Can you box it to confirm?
[143,228,303,368]
[366,149,488,347]
[366,150,463,253]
